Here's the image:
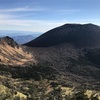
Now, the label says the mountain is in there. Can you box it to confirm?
[1,23,100,91]
[0,36,35,66]
[24,23,100,89]
[0,30,41,44]
[11,34,40,44]
[25,23,100,48]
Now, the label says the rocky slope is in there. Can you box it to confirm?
[0,36,35,66]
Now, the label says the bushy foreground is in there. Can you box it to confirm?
[0,75,100,100]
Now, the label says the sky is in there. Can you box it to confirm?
[0,0,100,33]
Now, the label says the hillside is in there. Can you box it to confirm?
[0,36,35,66]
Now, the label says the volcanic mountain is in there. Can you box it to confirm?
[25,23,100,48]
[24,23,100,89]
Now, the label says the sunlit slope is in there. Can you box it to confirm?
[0,36,35,66]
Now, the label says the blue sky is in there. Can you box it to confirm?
[0,0,100,33]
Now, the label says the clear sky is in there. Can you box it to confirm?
[0,0,100,33]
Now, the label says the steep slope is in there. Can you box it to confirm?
[0,36,35,66]
[25,23,100,48]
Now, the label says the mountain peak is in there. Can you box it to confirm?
[0,36,18,48]
[62,23,95,27]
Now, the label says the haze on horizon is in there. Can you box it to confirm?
[0,0,100,33]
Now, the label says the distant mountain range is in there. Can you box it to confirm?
[0,30,41,44]
[0,30,41,37]
[11,34,40,44]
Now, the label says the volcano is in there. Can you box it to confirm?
[23,24,100,88]
[25,23,100,48]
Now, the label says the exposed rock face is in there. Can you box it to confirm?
[25,23,100,48]
[0,36,18,48]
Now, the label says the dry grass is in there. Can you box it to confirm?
[0,42,36,66]
[0,84,27,99]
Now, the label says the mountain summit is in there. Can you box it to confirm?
[25,23,100,48]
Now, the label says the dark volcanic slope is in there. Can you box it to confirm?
[25,23,100,47]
